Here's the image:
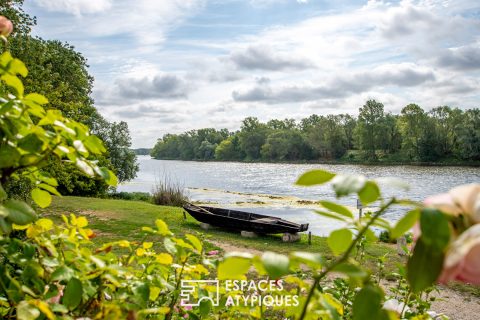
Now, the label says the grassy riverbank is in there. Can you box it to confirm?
[42,196,479,298]
[44,196,398,266]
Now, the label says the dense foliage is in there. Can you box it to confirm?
[151,102,480,163]
[0,1,138,197]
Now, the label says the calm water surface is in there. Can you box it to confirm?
[119,156,479,235]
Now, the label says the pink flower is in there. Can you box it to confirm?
[424,184,480,224]
[207,250,219,256]
[0,16,13,37]
[438,224,480,285]
[422,184,480,286]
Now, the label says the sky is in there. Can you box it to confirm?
[24,0,480,148]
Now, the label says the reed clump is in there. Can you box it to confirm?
[151,173,189,207]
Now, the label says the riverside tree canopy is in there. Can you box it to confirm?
[151,102,480,163]
[0,1,138,196]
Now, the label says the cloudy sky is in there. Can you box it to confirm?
[25,0,480,148]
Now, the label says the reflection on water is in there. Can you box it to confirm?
[120,156,479,235]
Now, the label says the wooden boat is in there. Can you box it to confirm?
[183,204,309,234]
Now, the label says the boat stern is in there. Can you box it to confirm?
[300,223,309,232]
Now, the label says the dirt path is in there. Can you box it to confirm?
[208,240,480,320]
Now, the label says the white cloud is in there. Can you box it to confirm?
[33,0,112,15]
[32,0,205,46]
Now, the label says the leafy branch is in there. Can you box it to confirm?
[298,198,397,320]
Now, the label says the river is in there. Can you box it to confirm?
[118,156,479,235]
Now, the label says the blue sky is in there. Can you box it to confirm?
[24,0,480,147]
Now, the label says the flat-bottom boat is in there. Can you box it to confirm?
[183,204,309,234]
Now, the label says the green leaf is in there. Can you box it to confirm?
[314,210,348,222]
[407,239,444,292]
[0,204,8,218]
[38,173,58,187]
[163,238,177,255]
[0,184,6,201]
[84,135,106,154]
[24,93,48,105]
[0,217,12,233]
[371,217,391,230]
[51,265,75,282]
[0,145,20,168]
[332,263,368,279]
[38,183,61,196]
[133,283,150,307]
[62,278,83,310]
[320,201,353,219]
[2,74,24,96]
[185,234,202,253]
[16,301,40,320]
[420,208,450,251]
[353,285,389,320]
[290,251,324,269]
[358,181,380,204]
[10,58,28,77]
[391,209,420,239]
[155,219,172,236]
[95,167,118,186]
[199,299,211,317]
[261,251,290,279]
[296,169,335,186]
[331,175,367,197]
[31,188,52,208]
[18,134,44,153]
[3,200,36,225]
[327,228,353,255]
[218,256,251,280]
[75,159,94,176]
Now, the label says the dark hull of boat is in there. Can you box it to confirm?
[183,204,309,234]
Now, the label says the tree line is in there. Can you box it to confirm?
[151,100,480,163]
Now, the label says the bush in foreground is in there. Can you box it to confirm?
[152,174,189,207]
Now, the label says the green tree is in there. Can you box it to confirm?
[101,121,138,182]
[0,0,35,36]
[381,113,402,155]
[418,117,442,161]
[338,114,357,150]
[429,106,464,157]
[261,129,308,161]
[355,100,385,160]
[456,109,480,160]
[238,117,270,160]
[215,135,244,160]
[1,1,138,195]
[398,104,426,159]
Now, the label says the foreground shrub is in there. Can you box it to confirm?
[1,215,213,319]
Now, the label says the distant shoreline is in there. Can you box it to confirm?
[145,156,480,167]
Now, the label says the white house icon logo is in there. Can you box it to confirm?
[180,280,220,307]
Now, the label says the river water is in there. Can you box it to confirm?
[119,156,479,235]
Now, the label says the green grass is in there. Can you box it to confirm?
[43,196,401,269]
[41,196,480,297]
